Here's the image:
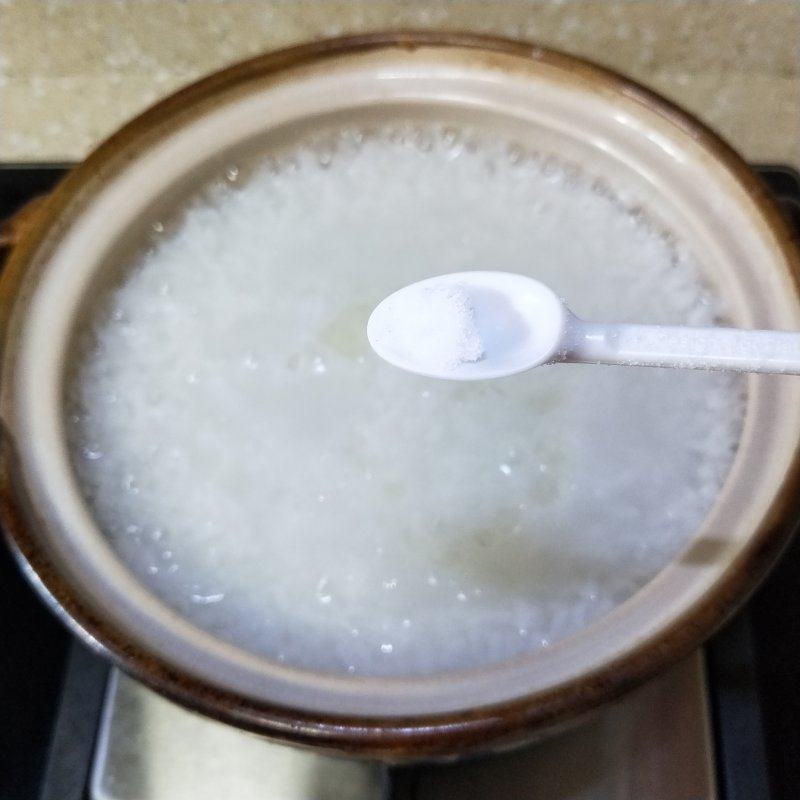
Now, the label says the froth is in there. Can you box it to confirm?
[68,126,744,677]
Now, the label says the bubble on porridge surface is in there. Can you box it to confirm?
[68,125,744,677]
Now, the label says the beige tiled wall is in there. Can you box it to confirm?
[1,0,799,166]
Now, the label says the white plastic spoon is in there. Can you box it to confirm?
[367,271,800,381]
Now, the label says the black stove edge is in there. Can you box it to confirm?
[755,164,800,197]
[1,164,798,800]
[0,166,87,800]
[706,612,772,800]
[705,164,800,800]
[0,166,72,218]
[37,646,108,800]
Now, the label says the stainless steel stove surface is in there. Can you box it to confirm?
[1,165,799,800]
[92,655,712,800]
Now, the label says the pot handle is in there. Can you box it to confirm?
[0,194,50,263]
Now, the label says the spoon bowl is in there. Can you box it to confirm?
[367,271,568,380]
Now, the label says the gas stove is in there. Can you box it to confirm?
[1,165,799,800]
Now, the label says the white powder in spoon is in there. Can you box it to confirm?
[373,283,484,372]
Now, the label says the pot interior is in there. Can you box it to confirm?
[6,41,800,722]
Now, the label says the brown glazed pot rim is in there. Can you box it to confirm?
[2,31,800,761]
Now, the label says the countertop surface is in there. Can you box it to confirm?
[1,0,798,167]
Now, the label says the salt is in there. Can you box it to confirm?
[373,283,484,372]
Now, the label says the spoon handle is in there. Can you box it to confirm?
[563,319,800,375]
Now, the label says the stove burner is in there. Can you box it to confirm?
[1,165,799,800]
